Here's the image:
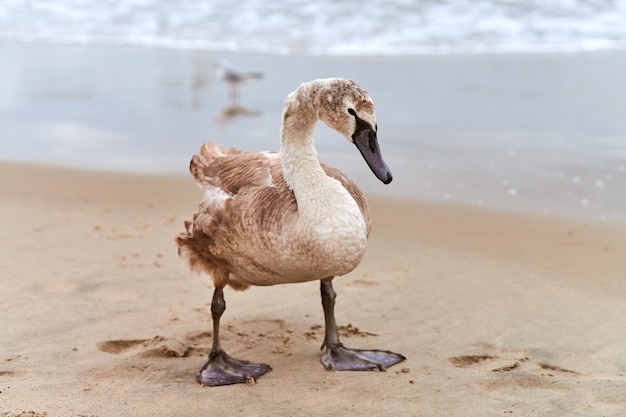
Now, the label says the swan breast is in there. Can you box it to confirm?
[177,142,370,288]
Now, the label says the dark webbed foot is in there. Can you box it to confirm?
[197,287,271,386]
[321,342,405,371]
[319,279,406,372]
[196,349,271,386]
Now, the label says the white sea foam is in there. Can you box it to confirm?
[1,0,626,55]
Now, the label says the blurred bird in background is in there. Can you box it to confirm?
[213,61,263,108]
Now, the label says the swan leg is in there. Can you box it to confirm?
[196,287,271,386]
[319,279,406,371]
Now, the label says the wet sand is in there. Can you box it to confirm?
[1,43,626,223]
[1,161,626,416]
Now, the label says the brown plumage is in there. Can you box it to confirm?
[175,141,370,290]
[175,78,403,386]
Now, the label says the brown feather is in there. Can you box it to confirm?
[175,141,370,290]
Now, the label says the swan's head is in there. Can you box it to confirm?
[311,79,393,184]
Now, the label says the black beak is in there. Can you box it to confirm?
[352,128,393,184]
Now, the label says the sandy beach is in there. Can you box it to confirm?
[1,40,626,416]
[1,160,626,416]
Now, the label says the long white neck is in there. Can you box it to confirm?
[280,89,336,210]
[278,81,368,274]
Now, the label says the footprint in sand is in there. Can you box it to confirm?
[97,319,380,362]
[228,319,298,354]
[0,370,27,379]
[96,332,212,359]
[303,323,378,342]
[91,334,211,384]
[448,348,576,403]
[0,412,55,417]
[1,355,29,381]
[449,347,626,416]
[96,321,290,361]
[449,348,580,391]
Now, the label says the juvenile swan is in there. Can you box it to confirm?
[176,78,405,386]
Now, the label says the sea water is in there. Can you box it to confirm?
[0,1,625,222]
[2,0,626,55]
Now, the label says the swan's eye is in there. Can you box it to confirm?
[347,108,356,116]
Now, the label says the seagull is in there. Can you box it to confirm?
[213,61,263,107]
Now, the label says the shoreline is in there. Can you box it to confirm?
[8,38,626,57]
[2,156,625,227]
[1,42,626,224]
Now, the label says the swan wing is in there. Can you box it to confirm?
[190,141,281,194]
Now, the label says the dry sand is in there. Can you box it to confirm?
[1,160,626,416]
